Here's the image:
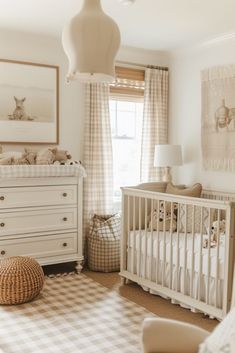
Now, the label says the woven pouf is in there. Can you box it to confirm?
[0,256,44,305]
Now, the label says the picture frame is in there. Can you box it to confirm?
[0,59,59,144]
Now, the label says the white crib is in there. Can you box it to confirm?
[120,182,235,320]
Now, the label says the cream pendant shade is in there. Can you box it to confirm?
[62,0,121,83]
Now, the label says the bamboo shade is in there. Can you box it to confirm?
[110,66,145,98]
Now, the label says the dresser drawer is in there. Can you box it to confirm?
[0,233,77,259]
[0,207,77,236]
[0,185,77,209]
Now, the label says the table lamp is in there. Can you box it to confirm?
[154,144,182,182]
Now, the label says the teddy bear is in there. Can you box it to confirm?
[148,201,177,232]
[211,219,226,242]
[50,148,72,164]
[35,148,54,165]
[23,149,37,164]
[203,219,226,248]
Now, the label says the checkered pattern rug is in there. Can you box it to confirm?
[0,274,154,353]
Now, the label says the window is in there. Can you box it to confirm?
[109,98,144,207]
[110,66,145,208]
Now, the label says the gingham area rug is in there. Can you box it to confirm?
[0,274,154,353]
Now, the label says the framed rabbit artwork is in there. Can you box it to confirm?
[0,59,59,144]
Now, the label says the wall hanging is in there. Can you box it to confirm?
[0,59,59,145]
[201,65,235,171]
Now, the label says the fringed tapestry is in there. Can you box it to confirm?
[201,65,235,171]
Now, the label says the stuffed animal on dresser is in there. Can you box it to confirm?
[0,145,73,166]
[0,145,23,165]
[36,149,55,165]
[51,148,72,164]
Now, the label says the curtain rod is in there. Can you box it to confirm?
[116,60,168,71]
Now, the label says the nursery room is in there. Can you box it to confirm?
[0,0,235,352]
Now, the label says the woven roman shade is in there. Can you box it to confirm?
[110,66,145,99]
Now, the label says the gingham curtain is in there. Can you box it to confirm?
[83,83,113,237]
[140,68,169,182]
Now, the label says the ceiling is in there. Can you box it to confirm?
[0,0,235,51]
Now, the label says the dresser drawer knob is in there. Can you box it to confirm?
[0,196,5,201]
[63,242,68,247]
[0,223,5,227]
[1,250,6,255]
[63,217,68,222]
[62,193,67,197]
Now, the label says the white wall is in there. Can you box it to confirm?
[169,38,235,191]
[0,29,170,160]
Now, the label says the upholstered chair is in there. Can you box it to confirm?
[142,307,235,353]
[142,318,209,353]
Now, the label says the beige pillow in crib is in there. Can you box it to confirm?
[166,182,202,198]
[177,204,215,234]
[165,182,214,234]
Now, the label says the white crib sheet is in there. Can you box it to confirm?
[127,230,225,309]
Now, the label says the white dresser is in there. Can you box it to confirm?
[0,176,83,271]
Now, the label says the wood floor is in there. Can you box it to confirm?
[43,262,218,332]
[85,270,218,332]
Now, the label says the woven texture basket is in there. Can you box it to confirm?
[88,214,121,272]
[0,256,44,305]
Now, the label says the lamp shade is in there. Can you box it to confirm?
[154,145,182,167]
[62,0,121,83]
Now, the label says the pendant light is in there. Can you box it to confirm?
[62,0,121,83]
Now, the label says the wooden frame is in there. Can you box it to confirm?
[0,59,59,145]
[120,184,235,320]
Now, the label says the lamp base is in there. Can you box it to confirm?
[162,167,172,183]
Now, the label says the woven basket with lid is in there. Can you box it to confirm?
[0,256,44,305]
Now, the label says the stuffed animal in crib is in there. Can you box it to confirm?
[203,220,226,248]
[148,201,177,232]
[211,220,226,242]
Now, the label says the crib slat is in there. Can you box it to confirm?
[138,197,142,277]
[176,203,180,292]
[150,199,154,281]
[162,200,166,287]
[143,198,148,279]
[169,202,174,290]
[131,196,136,274]
[206,208,211,305]
[127,196,131,270]
[183,204,188,295]
[198,207,203,301]
[190,205,195,297]
[223,205,234,315]
[215,209,221,308]
[156,199,160,284]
